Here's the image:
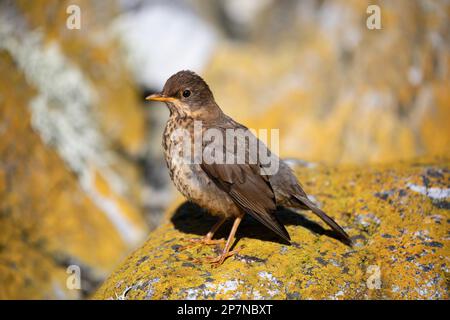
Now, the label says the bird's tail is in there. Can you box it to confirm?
[293,195,352,245]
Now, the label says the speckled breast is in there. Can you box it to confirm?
[162,118,240,218]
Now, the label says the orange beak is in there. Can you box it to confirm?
[145,93,177,103]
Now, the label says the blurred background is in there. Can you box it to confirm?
[0,0,448,299]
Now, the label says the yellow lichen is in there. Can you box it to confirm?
[94,157,449,300]
[0,1,149,299]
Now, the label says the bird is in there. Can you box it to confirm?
[146,70,350,266]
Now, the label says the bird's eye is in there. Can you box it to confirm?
[182,90,191,98]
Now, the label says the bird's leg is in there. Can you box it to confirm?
[205,216,243,267]
[179,217,227,250]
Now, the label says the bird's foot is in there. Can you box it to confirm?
[178,237,225,251]
[197,247,242,268]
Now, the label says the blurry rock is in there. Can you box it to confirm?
[112,1,217,89]
[94,157,449,300]
[203,0,450,164]
[0,0,149,298]
[211,0,274,40]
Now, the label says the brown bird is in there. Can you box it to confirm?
[146,70,350,266]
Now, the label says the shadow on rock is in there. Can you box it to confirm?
[170,201,349,246]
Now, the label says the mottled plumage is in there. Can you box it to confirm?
[147,70,350,265]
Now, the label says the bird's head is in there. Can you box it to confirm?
[146,70,222,120]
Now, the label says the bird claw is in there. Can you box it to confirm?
[187,237,226,245]
[194,247,242,267]
[178,237,225,251]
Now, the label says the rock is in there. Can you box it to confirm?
[112,2,217,89]
[0,1,149,299]
[203,0,450,164]
[94,157,449,299]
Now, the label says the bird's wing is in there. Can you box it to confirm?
[200,117,290,241]
[199,117,290,242]
[200,161,291,242]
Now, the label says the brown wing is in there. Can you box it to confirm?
[200,161,291,242]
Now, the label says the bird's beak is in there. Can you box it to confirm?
[145,93,177,103]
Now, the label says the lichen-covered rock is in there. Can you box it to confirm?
[0,1,149,299]
[94,157,449,300]
[204,0,450,164]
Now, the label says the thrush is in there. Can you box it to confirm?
[146,70,350,266]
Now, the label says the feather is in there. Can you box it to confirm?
[200,161,291,243]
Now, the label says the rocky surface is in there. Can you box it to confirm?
[95,157,449,300]
[1,0,449,300]
[204,0,450,164]
[0,1,149,299]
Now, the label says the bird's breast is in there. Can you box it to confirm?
[162,119,239,217]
